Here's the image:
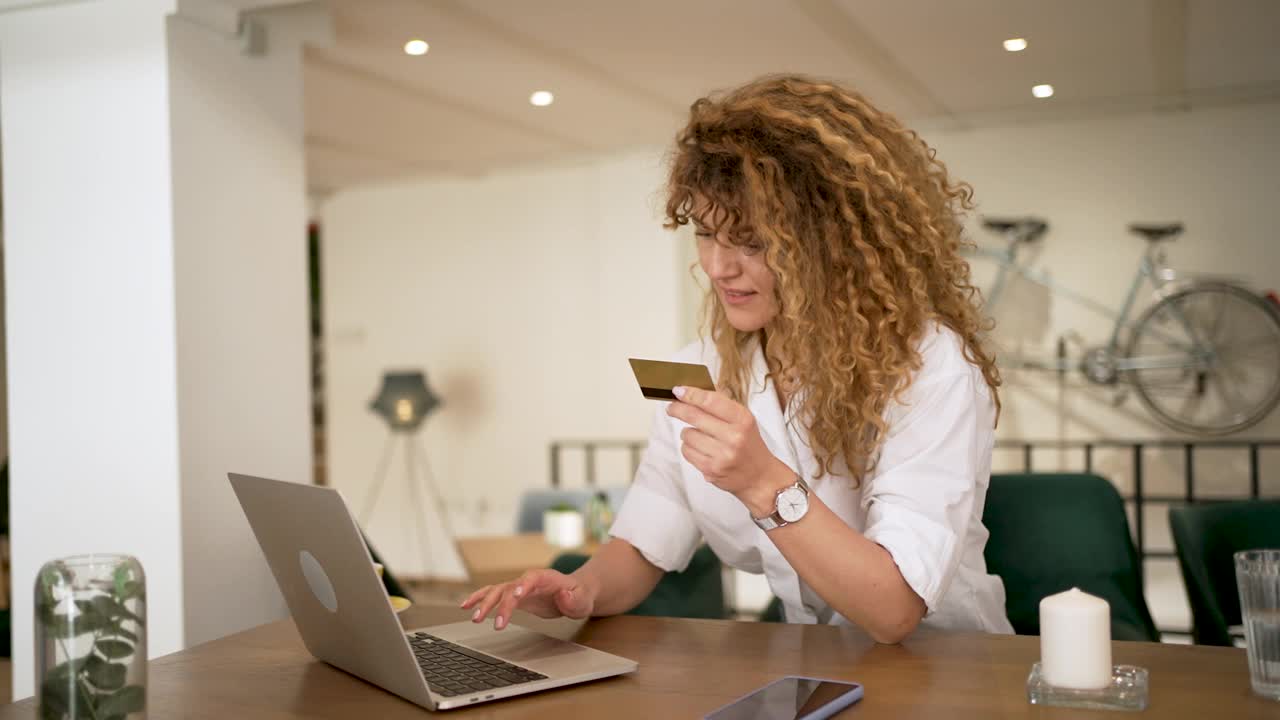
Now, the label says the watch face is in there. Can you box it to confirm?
[776,486,809,523]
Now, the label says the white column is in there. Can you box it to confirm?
[0,0,325,698]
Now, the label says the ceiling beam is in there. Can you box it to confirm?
[0,0,89,16]
[1150,0,1189,109]
[790,0,959,125]
[305,133,468,177]
[306,48,597,154]
[913,81,1280,133]
[426,0,687,119]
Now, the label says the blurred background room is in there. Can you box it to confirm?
[0,0,1277,704]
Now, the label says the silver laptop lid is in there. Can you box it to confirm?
[229,472,434,709]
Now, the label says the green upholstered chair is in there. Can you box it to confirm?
[362,532,412,601]
[983,473,1159,641]
[759,596,785,623]
[551,544,727,620]
[1169,500,1280,646]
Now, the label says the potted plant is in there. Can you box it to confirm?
[543,503,585,548]
[36,555,147,719]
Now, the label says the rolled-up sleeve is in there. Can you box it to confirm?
[861,371,994,614]
[608,404,702,572]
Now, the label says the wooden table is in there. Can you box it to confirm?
[2,604,1272,719]
[455,533,599,587]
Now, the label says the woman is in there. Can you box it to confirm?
[463,74,1012,643]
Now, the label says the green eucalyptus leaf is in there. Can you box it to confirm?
[36,598,56,625]
[71,600,110,635]
[84,654,127,691]
[97,685,146,717]
[37,569,65,624]
[40,564,71,590]
[39,673,71,718]
[96,640,133,660]
[91,595,142,623]
[46,656,89,682]
[109,624,139,643]
[113,564,131,599]
[42,614,76,640]
[76,678,102,717]
[120,581,145,602]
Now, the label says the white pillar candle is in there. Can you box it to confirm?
[1039,587,1112,689]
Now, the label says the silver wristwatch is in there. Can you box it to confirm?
[752,477,812,531]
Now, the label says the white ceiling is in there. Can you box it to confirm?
[304,0,1280,193]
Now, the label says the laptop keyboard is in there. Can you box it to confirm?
[408,632,548,698]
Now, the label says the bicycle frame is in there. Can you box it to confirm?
[974,232,1211,373]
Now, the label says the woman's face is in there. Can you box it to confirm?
[694,204,778,332]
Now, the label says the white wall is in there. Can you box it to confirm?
[1,0,185,696]
[321,149,684,578]
[168,5,321,648]
[1,0,320,697]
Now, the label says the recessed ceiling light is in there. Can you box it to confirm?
[1003,38,1027,52]
[403,39,429,56]
[1032,84,1054,99]
[530,90,554,107]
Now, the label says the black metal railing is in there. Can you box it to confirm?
[550,437,1278,637]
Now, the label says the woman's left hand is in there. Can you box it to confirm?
[666,385,791,517]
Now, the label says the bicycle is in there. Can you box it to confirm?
[971,218,1280,435]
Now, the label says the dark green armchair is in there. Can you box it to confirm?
[1169,500,1280,646]
[551,544,727,619]
[983,473,1159,641]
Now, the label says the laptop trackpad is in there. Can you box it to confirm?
[425,621,611,677]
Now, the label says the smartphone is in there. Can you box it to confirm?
[703,676,863,720]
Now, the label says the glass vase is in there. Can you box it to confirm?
[35,554,147,720]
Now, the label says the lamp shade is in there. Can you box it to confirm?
[369,371,442,431]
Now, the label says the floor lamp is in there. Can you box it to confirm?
[358,370,454,579]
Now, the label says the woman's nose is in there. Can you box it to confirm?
[704,242,740,279]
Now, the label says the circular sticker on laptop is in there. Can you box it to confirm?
[299,550,338,613]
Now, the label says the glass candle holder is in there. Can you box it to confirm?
[35,554,147,720]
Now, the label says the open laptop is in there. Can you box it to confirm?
[229,473,637,711]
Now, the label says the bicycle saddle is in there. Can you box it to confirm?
[982,217,1048,241]
[1128,223,1183,241]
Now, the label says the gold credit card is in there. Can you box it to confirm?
[628,359,716,401]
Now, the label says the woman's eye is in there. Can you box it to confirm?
[742,243,765,255]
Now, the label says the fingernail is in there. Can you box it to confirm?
[472,609,482,622]
[672,386,686,399]
[513,586,523,598]
[495,616,505,629]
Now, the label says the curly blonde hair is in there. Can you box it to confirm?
[665,74,1001,484]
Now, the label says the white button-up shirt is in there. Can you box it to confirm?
[610,324,1013,634]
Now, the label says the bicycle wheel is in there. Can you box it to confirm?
[1125,282,1280,435]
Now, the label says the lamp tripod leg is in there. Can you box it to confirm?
[403,432,435,579]
[413,438,456,542]
[358,432,398,525]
